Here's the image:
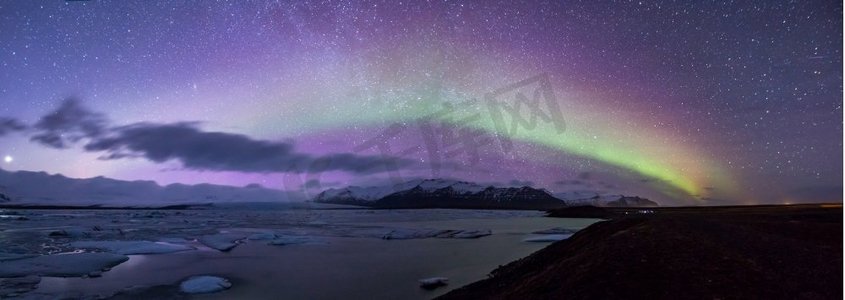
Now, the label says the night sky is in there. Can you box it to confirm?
[0,1,841,205]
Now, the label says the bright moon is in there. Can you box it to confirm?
[3,155,12,163]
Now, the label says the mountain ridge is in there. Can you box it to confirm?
[0,168,297,205]
[314,179,659,210]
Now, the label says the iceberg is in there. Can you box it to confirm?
[266,235,325,246]
[70,241,195,255]
[451,229,492,239]
[382,228,492,240]
[247,232,277,241]
[0,253,128,277]
[0,275,40,298]
[531,227,578,235]
[419,277,449,290]
[0,253,36,262]
[522,234,573,242]
[199,233,246,251]
[179,276,232,294]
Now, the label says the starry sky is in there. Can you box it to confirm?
[0,0,841,205]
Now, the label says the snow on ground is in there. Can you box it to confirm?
[179,276,232,294]
[70,241,195,255]
[0,253,128,277]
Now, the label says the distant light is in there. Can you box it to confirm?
[3,155,12,163]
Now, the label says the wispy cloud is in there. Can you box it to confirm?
[0,118,26,137]
[30,98,108,148]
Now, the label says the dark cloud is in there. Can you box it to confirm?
[18,98,414,175]
[83,122,412,174]
[85,123,409,173]
[30,98,107,148]
[0,118,26,136]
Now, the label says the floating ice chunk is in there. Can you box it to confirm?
[0,253,128,277]
[0,275,40,297]
[159,237,190,244]
[451,229,492,239]
[70,241,195,255]
[131,211,167,219]
[522,234,573,242]
[419,277,449,290]
[267,235,320,246]
[532,227,578,235]
[247,233,277,241]
[383,228,492,240]
[179,276,232,294]
[199,234,246,251]
[0,253,37,262]
[382,229,436,240]
[47,228,90,238]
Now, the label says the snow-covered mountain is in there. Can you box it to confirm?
[554,192,659,207]
[313,179,487,206]
[0,168,297,206]
[314,179,566,210]
[606,196,659,207]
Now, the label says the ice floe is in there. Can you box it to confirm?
[247,232,277,241]
[531,227,578,235]
[70,240,194,255]
[0,253,36,262]
[199,233,246,251]
[0,253,128,277]
[451,229,492,239]
[0,214,28,220]
[179,276,232,294]
[382,229,492,240]
[0,275,40,297]
[267,235,322,246]
[47,228,91,238]
[522,234,573,242]
[419,277,449,290]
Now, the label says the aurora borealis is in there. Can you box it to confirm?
[0,1,841,205]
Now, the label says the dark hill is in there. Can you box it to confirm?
[439,204,842,299]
